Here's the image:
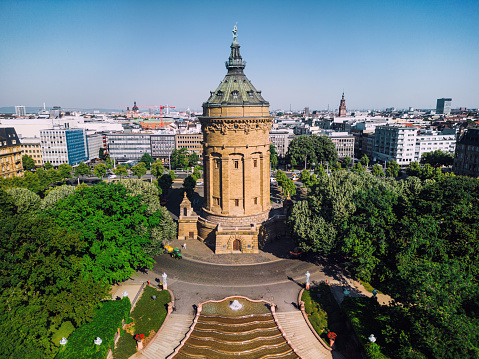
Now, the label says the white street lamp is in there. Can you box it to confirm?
[162,272,168,290]
[368,334,376,343]
[60,337,68,346]
[94,337,102,345]
[122,291,128,298]
[305,271,310,290]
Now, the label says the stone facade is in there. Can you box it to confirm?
[177,193,199,240]
[181,27,275,254]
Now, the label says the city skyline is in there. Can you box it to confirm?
[1,0,478,111]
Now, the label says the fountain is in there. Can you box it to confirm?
[229,299,243,311]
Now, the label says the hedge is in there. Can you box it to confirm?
[56,297,131,359]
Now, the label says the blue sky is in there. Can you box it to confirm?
[1,0,478,111]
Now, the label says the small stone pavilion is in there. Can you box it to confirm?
[178,26,286,254]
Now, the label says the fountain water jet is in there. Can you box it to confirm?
[229,299,243,310]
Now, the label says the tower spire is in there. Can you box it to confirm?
[226,25,246,73]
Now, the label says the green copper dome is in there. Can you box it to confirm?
[203,28,269,107]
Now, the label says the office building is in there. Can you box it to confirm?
[175,133,202,156]
[151,134,175,161]
[40,127,88,166]
[107,133,151,161]
[436,98,452,115]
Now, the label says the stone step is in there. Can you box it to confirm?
[275,311,333,359]
[130,314,195,359]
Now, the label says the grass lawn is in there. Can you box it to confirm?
[113,286,171,359]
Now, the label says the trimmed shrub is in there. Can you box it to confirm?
[56,298,131,359]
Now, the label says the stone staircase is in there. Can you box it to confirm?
[276,311,333,359]
[130,314,194,359]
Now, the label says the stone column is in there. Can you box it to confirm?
[206,155,213,211]
[221,156,230,214]
[243,152,251,214]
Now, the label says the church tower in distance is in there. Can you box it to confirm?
[339,92,347,117]
[197,26,273,254]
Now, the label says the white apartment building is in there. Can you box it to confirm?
[269,129,293,157]
[414,129,456,160]
[327,132,355,158]
[373,126,457,165]
[373,126,418,164]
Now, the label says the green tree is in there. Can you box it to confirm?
[169,170,177,181]
[183,175,196,197]
[6,187,41,214]
[22,154,36,171]
[170,148,189,170]
[270,144,278,170]
[276,170,296,198]
[139,153,154,170]
[372,164,385,177]
[315,164,327,177]
[287,135,337,169]
[113,164,128,179]
[192,166,201,181]
[58,163,73,180]
[93,163,107,180]
[131,162,147,179]
[299,169,317,188]
[158,173,173,196]
[48,183,165,283]
[44,161,53,170]
[0,212,109,359]
[40,185,76,210]
[188,152,200,168]
[420,150,454,168]
[360,154,370,167]
[74,162,91,178]
[386,160,401,177]
[150,160,165,179]
[99,147,106,160]
[351,162,366,174]
[343,156,352,168]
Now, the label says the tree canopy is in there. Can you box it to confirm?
[74,162,91,178]
[420,150,454,167]
[139,153,154,170]
[287,172,479,357]
[286,135,337,169]
[22,154,36,171]
[170,148,190,170]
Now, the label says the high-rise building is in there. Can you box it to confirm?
[15,106,26,117]
[178,26,284,254]
[436,98,452,115]
[40,127,88,166]
[338,92,347,117]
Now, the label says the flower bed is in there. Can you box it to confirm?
[113,286,171,359]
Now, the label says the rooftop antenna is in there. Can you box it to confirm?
[43,102,46,110]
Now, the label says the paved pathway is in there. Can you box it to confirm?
[277,311,332,359]
[131,314,194,359]
[117,236,389,359]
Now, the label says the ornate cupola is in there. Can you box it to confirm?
[203,26,269,109]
